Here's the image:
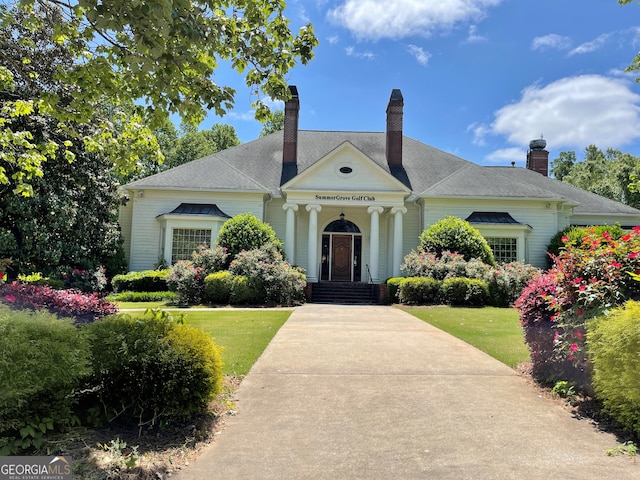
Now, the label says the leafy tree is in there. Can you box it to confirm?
[551,145,640,208]
[259,109,285,137]
[165,123,240,168]
[0,7,126,277]
[419,216,495,266]
[0,0,317,195]
[216,213,284,267]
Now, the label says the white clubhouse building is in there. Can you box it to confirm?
[119,87,640,284]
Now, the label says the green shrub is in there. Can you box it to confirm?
[399,277,441,305]
[111,269,170,293]
[17,272,65,289]
[487,262,540,307]
[166,261,205,305]
[0,305,90,454]
[546,224,625,267]
[203,271,234,305]
[191,244,229,275]
[230,275,261,305]
[386,277,405,303]
[440,278,489,306]
[588,301,640,437]
[106,291,177,303]
[83,312,223,427]
[216,213,284,267]
[419,216,495,266]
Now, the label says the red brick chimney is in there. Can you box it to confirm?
[386,89,403,168]
[283,85,299,165]
[526,137,549,176]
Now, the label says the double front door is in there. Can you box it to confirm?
[321,234,362,282]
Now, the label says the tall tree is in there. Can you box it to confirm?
[551,145,640,208]
[164,123,240,168]
[0,5,126,276]
[259,109,285,137]
[0,1,317,195]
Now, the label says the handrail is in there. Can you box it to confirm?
[365,264,373,285]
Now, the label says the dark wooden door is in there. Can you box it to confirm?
[331,235,352,281]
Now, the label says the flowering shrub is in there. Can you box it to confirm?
[400,249,538,307]
[516,226,640,389]
[0,282,117,323]
[229,242,306,306]
[166,261,204,305]
[63,266,107,293]
[191,244,229,275]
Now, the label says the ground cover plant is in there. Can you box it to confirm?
[400,306,529,369]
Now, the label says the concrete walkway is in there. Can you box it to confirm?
[173,304,639,480]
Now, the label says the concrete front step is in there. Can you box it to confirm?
[310,282,378,304]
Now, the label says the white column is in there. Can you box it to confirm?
[283,203,298,263]
[391,206,407,277]
[306,204,322,282]
[367,206,384,283]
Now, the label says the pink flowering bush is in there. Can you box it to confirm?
[516,226,640,389]
[0,282,117,323]
[229,242,306,306]
[63,266,107,293]
[191,244,229,275]
[166,260,204,305]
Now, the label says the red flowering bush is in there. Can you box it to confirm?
[0,282,117,323]
[516,226,640,389]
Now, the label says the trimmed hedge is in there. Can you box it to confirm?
[588,301,640,437]
[203,271,234,305]
[440,278,489,306]
[107,291,177,303]
[111,269,170,293]
[0,306,90,454]
[398,277,441,305]
[386,277,404,304]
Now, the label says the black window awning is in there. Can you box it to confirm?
[465,212,521,224]
[161,203,231,218]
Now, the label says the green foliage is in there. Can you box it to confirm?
[165,124,240,168]
[191,244,229,276]
[229,275,260,305]
[203,271,234,305]
[84,311,223,427]
[588,301,640,437]
[398,277,441,305]
[386,277,404,304]
[551,146,640,208]
[111,269,171,293]
[259,109,284,137]
[439,278,489,306]
[0,0,318,194]
[216,213,284,266]
[107,291,177,303]
[546,224,625,267]
[0,305,90,454]
[419,216,495,266]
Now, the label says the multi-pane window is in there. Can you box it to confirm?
[171,228,211,263]
[486,237,517,264]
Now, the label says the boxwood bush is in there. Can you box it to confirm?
[0,306,90,454]
[439,278,489,306]
[398,277,441,305]
[588,301,640,437]
[203,271,234,305]
[111,269,170,293]
[83,312,223,427]
[386,277,405,304]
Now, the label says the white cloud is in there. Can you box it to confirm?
[485,147,526,165]
[466,25,487,43]
[475,75,640,150]
[531,34,571,51]
[569,33,610,56]
[345,45,375,59]
[407,44,431,66]
[228,110,256,122]
[327,35,340,44]
[328,0,502,41]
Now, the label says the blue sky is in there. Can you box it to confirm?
[201,0,640,169]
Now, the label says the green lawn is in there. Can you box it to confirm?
[400,306,530,368]
[127,309,292,376]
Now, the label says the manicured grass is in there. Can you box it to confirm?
[128,309,292,376]
[400,306,530,368]
[115,301,169,310]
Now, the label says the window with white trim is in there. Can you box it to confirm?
[171,228,211,263]
[486,237,517,264]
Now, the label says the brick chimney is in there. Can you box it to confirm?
[283,85,299,166]
[526,137,549,176]
[386,89,403,168]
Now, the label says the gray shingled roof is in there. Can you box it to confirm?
[124,130,640,217]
